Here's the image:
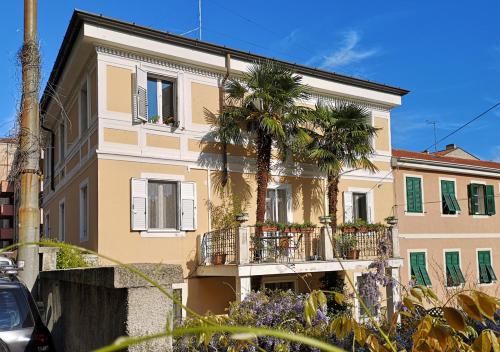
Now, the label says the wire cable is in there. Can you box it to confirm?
[423,101,500,152]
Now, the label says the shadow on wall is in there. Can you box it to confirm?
[186,276,236,315]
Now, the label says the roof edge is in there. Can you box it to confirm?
[41,10,409,115]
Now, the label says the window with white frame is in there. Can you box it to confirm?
[131,178,196,233]
[79,79,89,134]
[58,121,66,161]
[44,212,50,237]
[356,273,378,320]
[80,181,89,242]
[59,200,65,242]
[344,190,371,223]
[147,76,176,125]
[265,186,290,223]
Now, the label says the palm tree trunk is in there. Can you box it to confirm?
[256,132,272,224]
[222,142,228,187]
[328,174,340,228]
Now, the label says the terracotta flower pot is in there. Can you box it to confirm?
[345,249,360,260]
[261,226,278,232]
[359,226,368,233]
[212,253,227,265]
[343,227,356,234]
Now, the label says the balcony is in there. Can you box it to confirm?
[0,205,13,217]
[0,181,13,193]
[0,228,13,240]
[197,225,398,277]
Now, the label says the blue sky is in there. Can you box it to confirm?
[1,1,499,160]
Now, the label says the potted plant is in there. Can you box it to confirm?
[284,222,301,233]
[149,115,160,124]
[354,219,368,233]
[385,216,398,226]
[367,222,386,232]
[256,219,278,232]
[302,221,316,233]
[211,233,227,265]
[338,222,356,234]
[338,236,359,260]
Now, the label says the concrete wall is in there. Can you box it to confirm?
[39,264,183,352]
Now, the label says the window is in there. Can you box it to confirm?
[353,193,368,221]
[58,200,65,242]
[147,76,176,125]
[44,146,52,181]
[148,181,178,230]
[80,80,89,134]
[130,178,196,233]
[357,273,378,319]
[441,180,460,214]
[265,187,289,223]
[410,252,431,286]
[58,121,65,160]
[0,219,11,229]
[406,177,423,213]
[445,251,465,287]
[43,213,49,237]
[478,251,497,284]
[263,281,296,291]
[80,182,89,242]
[0,288,34,331]
[469,184,495,216]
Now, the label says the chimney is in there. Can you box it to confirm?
[445,143,456,150]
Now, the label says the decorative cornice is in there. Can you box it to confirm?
[312,94,390,113]
[96,45,223,80]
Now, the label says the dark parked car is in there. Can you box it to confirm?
[0,263,55,352]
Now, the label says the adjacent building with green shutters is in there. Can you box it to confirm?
[393,146,500,300]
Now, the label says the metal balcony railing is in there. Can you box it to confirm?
[199,225,394,266]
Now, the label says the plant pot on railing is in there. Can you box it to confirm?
[212,253,227,265]
[345,249,360,260]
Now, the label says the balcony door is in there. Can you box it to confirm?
[265,186,290,224]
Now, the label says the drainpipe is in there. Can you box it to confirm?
[40,123,55,191]
[219,52,231,110]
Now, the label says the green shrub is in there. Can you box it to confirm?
[43,239,89,269]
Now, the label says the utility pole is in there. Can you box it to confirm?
[18,0,40,291]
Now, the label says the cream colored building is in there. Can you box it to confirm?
[393,148,500,299]
[40,11,408,315]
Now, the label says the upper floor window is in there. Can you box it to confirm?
[405,176,423,213]
[80,181,89,242]
[59,200,65,242]
[353,193,368,221]
[478,250,497,284]
[469,184,495,216]
[147,76,176,125]
[441,180,460,215]
[80,79,89,134]
[265,186,290,223]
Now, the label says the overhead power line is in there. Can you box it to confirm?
[424,101,500,152]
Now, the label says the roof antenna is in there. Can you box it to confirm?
[180,0,202,39]
[426,120,437,152]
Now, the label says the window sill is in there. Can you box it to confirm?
[405,212,425,217]
[440,213,459,218]
[140,230,185,238]
[472,214,490,219]
[144,122,179,132]
[477,281,495,287]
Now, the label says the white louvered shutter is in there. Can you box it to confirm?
[131,178,147,231]
[343,191,353,223]
[133,66,148,122]
[180,182,197,231]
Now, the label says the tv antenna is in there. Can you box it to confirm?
[426,120,438,152]
[181,0,202,40]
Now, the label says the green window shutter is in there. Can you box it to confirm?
[441,180,458,213]
[469,184,479,215]
[446,252,464,286]
[406,177,422,213]
[478,251,493,283]
[486,185,496,215]
[411,252,431,286]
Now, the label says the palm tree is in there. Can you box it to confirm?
[308,103,379,227]
[223,61,311,224]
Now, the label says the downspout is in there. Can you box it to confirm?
[41,121,55,191]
